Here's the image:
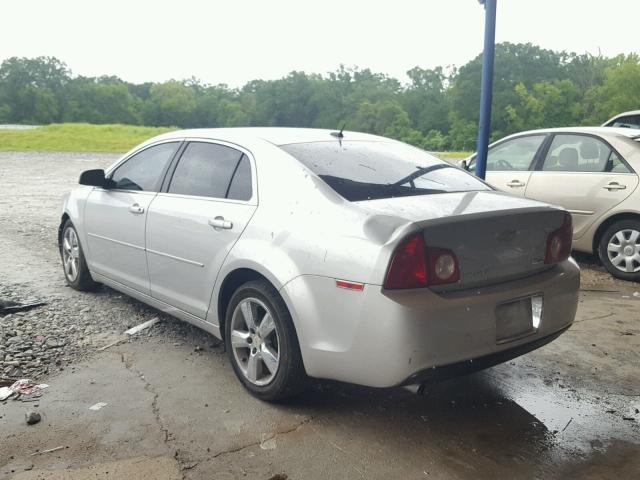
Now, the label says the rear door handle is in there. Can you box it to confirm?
[128,203,145,214]
[603,182,627,191]
[208,216,233,230]
[506,180,526,188]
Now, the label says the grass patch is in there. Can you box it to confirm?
[0,123,175,153]
[433,151,472,160]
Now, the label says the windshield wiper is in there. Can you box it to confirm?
[391,164,453,187]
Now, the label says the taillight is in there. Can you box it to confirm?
[384,234,460,289]
[427,247,460,285]
[545,213,573,264]
[384,234,427,289]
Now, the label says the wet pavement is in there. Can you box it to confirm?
[0,152,639,479]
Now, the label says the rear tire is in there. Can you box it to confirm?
[597,219,640,282]
[225,279,307,402]
[60,220,99,291]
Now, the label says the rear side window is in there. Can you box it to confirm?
[168,142,250,199]
[607,115,640,129]
[542,135,627,173]
[111,142,179,191]
[227,155,253,201]
[280,141,489,202]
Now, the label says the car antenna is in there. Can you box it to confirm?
[330,123,346,139]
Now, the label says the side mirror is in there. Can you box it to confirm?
[460,160,469,171]
[79,169,114,188]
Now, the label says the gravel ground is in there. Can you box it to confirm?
[0,151,218,383]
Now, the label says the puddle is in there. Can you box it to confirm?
[491,373,640,455]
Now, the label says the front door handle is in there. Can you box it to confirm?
[603,182,627,191]
[128,203,145,214]
[506,180,526,188]
[208,216,233,230]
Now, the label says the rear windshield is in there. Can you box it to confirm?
[280,141,490,201]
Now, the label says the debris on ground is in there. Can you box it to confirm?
[124,317,160,336]
[97,337,126,351]
[25,410,41,425]
[0,379,49,402]
[0,386,13,401]
[30,446,65,456]
[88,402,108,411]
[0,299,46,315]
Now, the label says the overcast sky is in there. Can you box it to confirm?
[2,0,638,87]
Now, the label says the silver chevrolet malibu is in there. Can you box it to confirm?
[59,128,580,401]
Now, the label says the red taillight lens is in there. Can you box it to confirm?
[384,234,428,289]
[545,213,573,264]
[384,234,460,289]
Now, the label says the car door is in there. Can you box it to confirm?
[471,134,547,196]
[146,141,257,319]
[524,133,639,239]
[83,141,181,294]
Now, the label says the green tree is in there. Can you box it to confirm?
[142,81,197,127]
[63,78,141,124]
[584,54,640,123]
[0,56,70,123]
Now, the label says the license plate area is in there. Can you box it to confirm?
[495,295,542,344]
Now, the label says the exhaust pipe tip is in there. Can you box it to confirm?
[403,384,427,395]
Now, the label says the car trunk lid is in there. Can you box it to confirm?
[359,191,569,290]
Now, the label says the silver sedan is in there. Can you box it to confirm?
[59,128,580,400]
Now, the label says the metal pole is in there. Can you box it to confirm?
[475,0,497,180]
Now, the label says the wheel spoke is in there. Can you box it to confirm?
[65,257,73,275]
[63,237,71,252]
[629,230,640,244]
[70,259,78,278]
[240,301,256,330]
[246,354,260,382]
[608,243,621,253]
[257,313,276,339]
[615,231,626,243]
[625,257,635,272]
[611,254,624,266]
[260,345,279,374]
[230,329,250,349]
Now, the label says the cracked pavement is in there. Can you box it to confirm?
[1,152,639,479]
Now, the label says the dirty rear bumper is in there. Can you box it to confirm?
[281,259,579,388]
[400,325,570,386]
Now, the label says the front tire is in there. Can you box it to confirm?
[598,219,640,282]
[225,279,306,401]
[60,220,98,291]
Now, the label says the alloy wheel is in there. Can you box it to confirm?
[607,229,640,273]
[230,297,280,386]
[62,227,80,282]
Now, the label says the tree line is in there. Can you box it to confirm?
[1,43,638,151]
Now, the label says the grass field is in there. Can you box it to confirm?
[0,123,174,153]
[0,123,472,158]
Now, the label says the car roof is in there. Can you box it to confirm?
[605,110,640,118]
[504,126,640,140]
[144,127,387,147]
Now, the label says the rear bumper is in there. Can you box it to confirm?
[281,258,579,388]
[400,325,570,385]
